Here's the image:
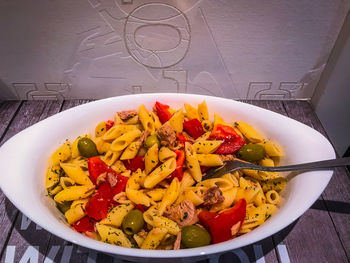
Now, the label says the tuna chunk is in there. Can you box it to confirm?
[164,199,198,227]
[203,186,225,208]
[157,122,176,147]
[117,110,137,121]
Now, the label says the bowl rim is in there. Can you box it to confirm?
[0,93,335,258]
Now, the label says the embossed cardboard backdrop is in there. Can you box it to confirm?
[0,0,349,100]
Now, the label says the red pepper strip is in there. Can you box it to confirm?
[73,216,95,232]
[177,132,187,143]
[183,118,204,139]
[122,156,145,173]
[105,120,114,131]
[214,137,246,154]
[168,150,185,181]
[198,199,247,244]
[88,157,109,185]
[85,182,113,221]
[155,101,172,124]
[210,124,238,140]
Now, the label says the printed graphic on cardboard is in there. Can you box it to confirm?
[62,0,238,99]
[2,0,347,99]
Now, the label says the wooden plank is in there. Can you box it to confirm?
[284,101,350,261]
[273,100,349,263]
[0,100,64,263]
[0,101,22,142]
[0,101,22,251]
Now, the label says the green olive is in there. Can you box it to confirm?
[122,209,145,235]
[144,134,159,148]
[77,138,98,158]
[181,225,211,248]
[56,201,71,214]
[237,143,266,163]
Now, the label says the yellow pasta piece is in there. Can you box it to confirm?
[258,158,279,180]
[120,141,142,160]
[213,113,234,128]
[195,131,211,141]
[111,160,127,173]
[149,112,162,130]
[158,178,180,215]
[48,185,63,196]
[141,228,168,250]
[198,101,209,121]
[65,204,85,224]
[221,173,239,187]
[183,188,205,206]
[159,147,176,162]
[259,140,284,157]
[146,188,166,201]
[127,169,145,190]
[70,198,89,208]
[202,120,213,132]
[254,189,267,206]
[235,121,263,143]
[125,115,139,125]
[184,103,199,120]
[139,104,155,134]
[143,158,176,188]
[261,177,286,192]
[185,142,202,182]
[211,187,237,212]
[101,150,122,166]
[100,204,134,227]
[196,154,223,166]
[234,177,261,203]
[126,188,152,206]
[198,178,233,192]
[92,137,111,154]
[145,143,159,174]
[60,163,93,186]
[110,129,142,152]
[102,124,137,141]
[54,185,95,203]
[95,223,132,248]
[265,190,280,205]
[51,141,71,166]
[45,166,60,189]
[152,216,180,235]
[95,121,107,137]
[192,140,222,154]
[59,177,75,189]
[168,110,184,132]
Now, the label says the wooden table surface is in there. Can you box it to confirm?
[0,100,349,263]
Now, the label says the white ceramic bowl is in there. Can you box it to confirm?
[0,94,335,262]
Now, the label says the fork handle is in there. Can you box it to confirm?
[238,157,350,172]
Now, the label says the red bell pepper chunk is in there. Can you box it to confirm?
[210,124,246,154]
[210,124,238,140]
[177,132,187,143]
[85,182,113,221]
[168,150,185,181]
[199,199,247,244]
[155,102,172,124]
[122,156,145,173]
[88,157,109,185]
[112,174,129,196]
[73,216,95,232]
[183,118,204,139]
[214,137,246,154]
[105,120,114,131]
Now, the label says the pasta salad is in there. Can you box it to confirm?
[45,101,286,249]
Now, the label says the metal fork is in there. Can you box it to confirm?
[204,157,350,179]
